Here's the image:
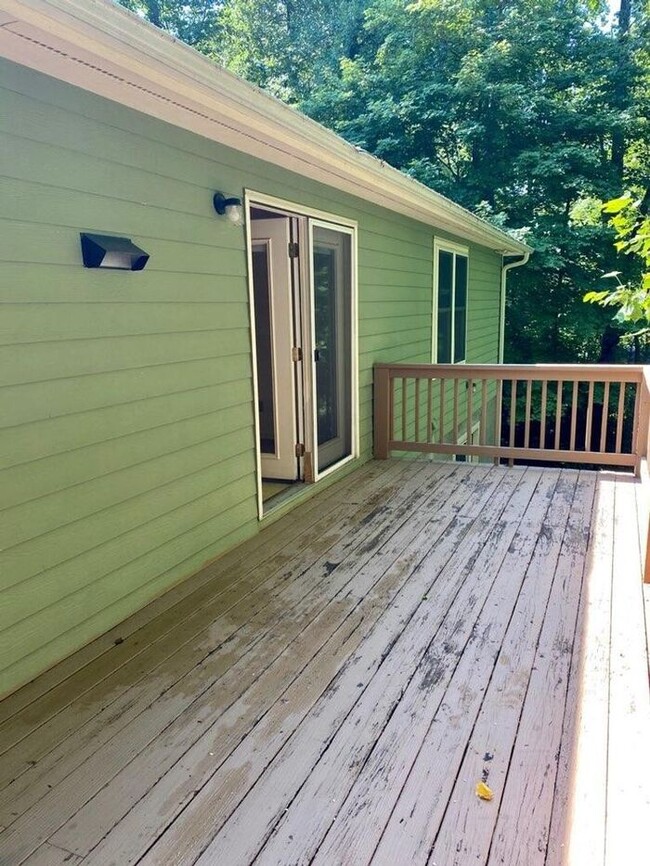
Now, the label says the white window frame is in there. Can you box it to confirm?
[432,238,469,364]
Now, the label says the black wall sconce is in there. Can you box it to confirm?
[213,192,244,226]
[80,233,150,271]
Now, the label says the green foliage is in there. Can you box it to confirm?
[117,0,650,363]
[117,1,225,52]
[213,0,367,99]
[584,191,650,326]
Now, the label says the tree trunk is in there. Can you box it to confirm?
[599,324,622,363]
[610,0,632,183]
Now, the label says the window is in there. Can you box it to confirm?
[434,241,468,364]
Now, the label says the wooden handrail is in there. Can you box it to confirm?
[374,362,646,382]
[374,362,650,473]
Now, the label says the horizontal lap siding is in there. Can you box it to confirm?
[0,59,501,696]
[467,248,501,363]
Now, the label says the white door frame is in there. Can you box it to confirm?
[309,219,357,479]
[250,217,299,481]
[245,191,359,519]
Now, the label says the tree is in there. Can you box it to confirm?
[218,0,367,99]
[117,1,225,53]
[584,190,650,329]
[298,0,649,363]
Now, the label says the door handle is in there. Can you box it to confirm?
[314,349,321,362]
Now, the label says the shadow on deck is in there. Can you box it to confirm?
[0,459,648,865]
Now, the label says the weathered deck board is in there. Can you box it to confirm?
[486,472,596,865]
[54,463,472,860]
[370,470,570,866]
[0,460,385,727]
[604,475,650,866]
[188,470,530,866]
[271,469,549,866]
[546,474,615,866]
[0,474,397,824]
[1,462,440,861]
[137,465,513,866]
[0,461,396,755]
[20,842,83,866]
[0,460,647,866]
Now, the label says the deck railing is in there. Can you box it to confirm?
[374,363,650,471]
[374,363,650,582]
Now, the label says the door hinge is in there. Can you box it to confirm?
[288,241,299,259]
[291,346,302,362]
[295,442,305,458]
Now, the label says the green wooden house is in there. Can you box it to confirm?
[0,0,531,699]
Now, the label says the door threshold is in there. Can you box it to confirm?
[262,481,307,515]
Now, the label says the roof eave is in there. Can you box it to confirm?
[0,0,532,256]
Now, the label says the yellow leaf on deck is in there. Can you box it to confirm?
[475,781,493,801]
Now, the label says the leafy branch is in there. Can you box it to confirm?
[584,192,650,328]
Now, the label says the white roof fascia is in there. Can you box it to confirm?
[0,0,531,255]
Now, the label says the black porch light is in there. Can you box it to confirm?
[213,192,244,226]
[80,233,150,271]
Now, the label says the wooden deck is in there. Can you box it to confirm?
[0,459,648,866]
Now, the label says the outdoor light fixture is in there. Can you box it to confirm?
[80,233,149,271]
[213,192,244,226]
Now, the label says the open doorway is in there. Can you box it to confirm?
[247,198,356,515]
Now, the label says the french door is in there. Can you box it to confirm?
[249,202,355,496]
[250,216,299,481]
[311,223,353,473]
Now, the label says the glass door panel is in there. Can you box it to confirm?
[312,225,352,473]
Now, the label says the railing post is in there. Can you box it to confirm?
[634,369,650,478]
[374,365,392,459]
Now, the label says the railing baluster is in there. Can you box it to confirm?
[554,381,563,451]
[570,381,579,452]
[414,377,420,442]
[453,379,459,444]
[467,378,473,449]
[630,381,641,459]
[439,377,446,444]
[540,380,548,449]
[495,379,503,463]
[585,381,594,451]
[480,379,488,445]
[615,382,626,453]
[524,379,532,449]
[401,377,407,441]
[427,377,433,443]
[600,380,610,452]
[508,379,517,467]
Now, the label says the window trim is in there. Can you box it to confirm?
[432,238,469,364]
